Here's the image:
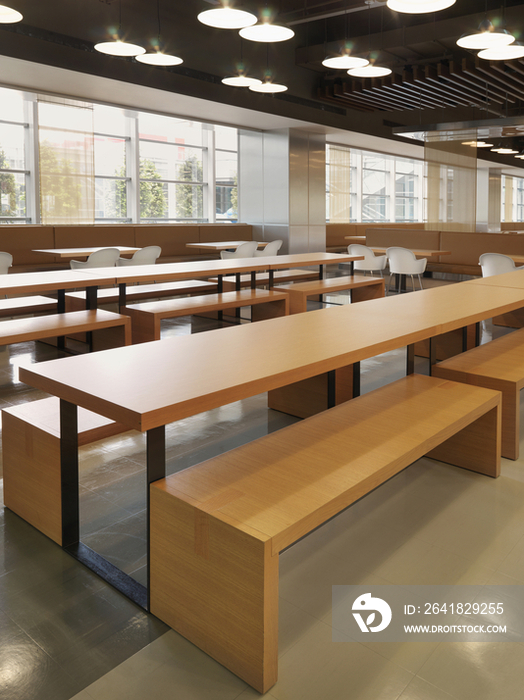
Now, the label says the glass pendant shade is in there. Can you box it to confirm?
[348,63,392,78]
[197,7,257,29]
[222,74,262,87]
[497,148,519,154]
[136,51,183,66]
[0,4,22,22]
[387,0,455,13]
[94,40,146,57]
[478,43,524,60]
[462,140,494,148]
[239,23,294,42]
[322,54,369,69]
[457,20,515,50]
[249,79,288,93]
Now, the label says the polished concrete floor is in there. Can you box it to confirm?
[2,285,524,700]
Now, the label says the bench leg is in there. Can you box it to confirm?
[251,299,289,321]
[426,404,501,478]
[351,280,385,302]
[287,292,307,314]
[150,491,279,693]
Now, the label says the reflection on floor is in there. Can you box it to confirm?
[1,284,523,700]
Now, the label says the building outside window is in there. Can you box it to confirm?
[0,87,29,223]
[215,126,238,222]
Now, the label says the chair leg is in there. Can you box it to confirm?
[418,274,424,291]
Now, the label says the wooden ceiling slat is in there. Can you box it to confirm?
[468,59,524,101]
[447,62,510,103]
[417,66,477,107]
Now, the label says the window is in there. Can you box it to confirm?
[0,85,238,225]
[215,126,238,222]
[0,88,29,223]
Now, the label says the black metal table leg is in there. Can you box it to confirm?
[119,283,127,310]
[251,271,256,289]
[146,425,166,610]
[352,362,361,398]
[429,338,437,374]
[217,275,223,322]
[268,270,274,288]
[462,326,468,353]
[57,289,66,314]
[327,370,336,408]
[475,321,481,346]
[406,344,415,375]
[60,399,79,547]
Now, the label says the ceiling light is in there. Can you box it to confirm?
[197,7,257,29]
[222,73,262,87]
[94,40,146,57]
[322,54,369,69]
[0,4,22,22]
[387,0,456,13]
[239,22,294,43]
[457,20,515,50]
[136,51,183,66]
[462,140,494,147]
[497,148,519,154]
[249,79,288,93]
[348,62,392,78]
[478,43,524,60]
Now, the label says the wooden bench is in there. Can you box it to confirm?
[2,397,129,545]
[149,373,501,693]
[121,289,289,344]
[210,268,319,291]
[433,327,524,460]
[0,295,57,318]
[64,280,217,311]
[0,309,131,350]
[273,275,384,314]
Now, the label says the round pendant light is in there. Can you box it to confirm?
[322,54,369,69]
[239,22,294,43]
[222,73,262,87]
[0,4,22,22]
[387,0,455,13]
[249,79,288,93]
[496,148,519,154]
[136,51,183,66]
[348,62,392,78]
[461,140,494,148]
[94,40,146,57]
[478,43,524,60]
[457,20,515,50]
[197,7,257,29]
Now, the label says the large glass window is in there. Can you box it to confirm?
[215,126,238,222]
[326,144,424,223]
[0,86,238,225]
[0,88,29,223]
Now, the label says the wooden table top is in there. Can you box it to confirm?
[19,278,524,433]
[0,269,113,296]
[72,253,361,285]
[370,247,451,258]
[467,269,524,289]
[185,241,268,251]
[33,246,139,258]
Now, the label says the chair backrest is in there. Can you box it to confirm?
[116,246,162,266]
[0,252,13,275]
[479,252,517,277]
[386,246,425,274]
[220,241,258,259]
[70,248,121,269]
[253,240,283,257]
[348,244,376,264]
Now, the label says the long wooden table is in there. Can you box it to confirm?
[33,246,139,259]
[18,277,524,609]
[185,241,268,251]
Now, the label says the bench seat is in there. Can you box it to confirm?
[210,268,319,291]
[433,327,524,459]
[64,280,217,311]
[150,373,501,693]
[2,397,129,545]
[122,289,289,344]
[0,309,131,349]
[274,275,384,314]
[0,295,57,318]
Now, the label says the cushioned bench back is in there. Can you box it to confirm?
[440,231,524,267]
[198,223,252,245]
[326,224,357,248]
[0,225,55,266]
[54,225,135,248]
[134,225,199,258]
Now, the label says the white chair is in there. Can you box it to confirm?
[0,252,13,275]
[347,244,387,276]
[253,240,283,257]
[70,248,121,269]
[479,253,523,277]
[386,246,427,293]
[220,241,258,259]
[117,246,161,266]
